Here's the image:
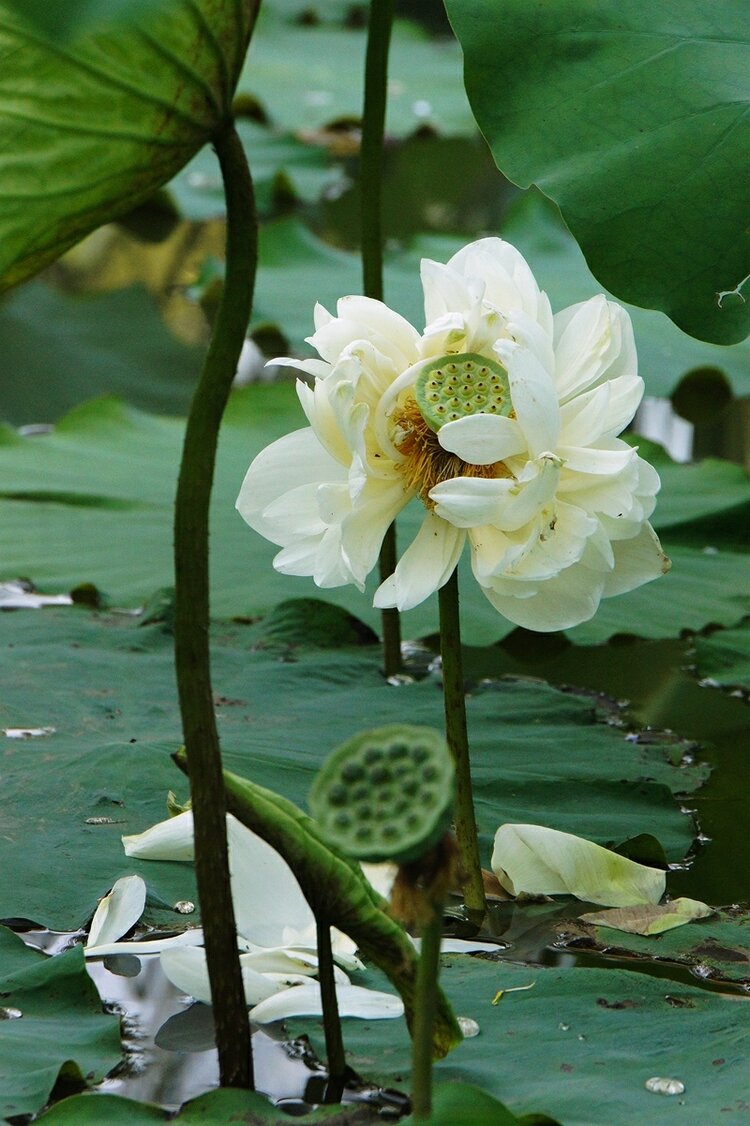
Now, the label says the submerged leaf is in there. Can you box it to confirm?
[580,898,714,936]
[491,824,666,907]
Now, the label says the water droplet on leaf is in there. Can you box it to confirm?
[645,1077,685,1096]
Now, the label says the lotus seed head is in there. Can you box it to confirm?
[342,762,365,783]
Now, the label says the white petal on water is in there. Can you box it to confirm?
[85,928,204,959]
[86,875,146,950]
[160,945,289,1008]
[3,726,56,739]
[250,983,404,1023]
[123,810,195,862]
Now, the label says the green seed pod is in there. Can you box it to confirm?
[415,352,513,432]
[309,725,455,864]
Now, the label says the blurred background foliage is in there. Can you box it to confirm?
[2,0,748,461]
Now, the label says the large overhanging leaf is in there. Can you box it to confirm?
[446,0,750,345]
[0,0,257,290]
[1,1,169,41]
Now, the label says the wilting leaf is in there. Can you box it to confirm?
[579,898,713,936]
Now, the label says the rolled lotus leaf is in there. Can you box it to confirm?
[309,724,455,864]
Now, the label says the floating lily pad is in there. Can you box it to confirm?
[291,956,750,1124]
[167,119,346,221]
[571,907,750,986]
[34,1086,375,1124]
[694,623,750,692]
[0,926,122,1120]
[0,608,704,929]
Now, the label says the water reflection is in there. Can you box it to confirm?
[86,954,311,1110]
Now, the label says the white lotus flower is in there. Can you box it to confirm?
[237,238,669,631]
[112,812,402,1021]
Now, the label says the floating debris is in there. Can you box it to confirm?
[85,817,126,826]
[491,981,536,1005]
[0,1007,22,1020]
[457,1016,479,1038]
[173,901,195,915]
[645,1077,685,1096]
[0,581,72,609]
[4,726,56,739]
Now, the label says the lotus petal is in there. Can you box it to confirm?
[491,824,666,907]
[250,983,404,1023]
[86,875,146,950]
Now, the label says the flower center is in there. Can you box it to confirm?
[392,352,513,505]
[415,352,513,432]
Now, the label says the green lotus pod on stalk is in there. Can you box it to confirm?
[309,724,455,865]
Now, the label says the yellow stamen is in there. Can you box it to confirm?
[393,396,510,506]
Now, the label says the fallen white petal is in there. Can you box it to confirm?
[85,928,204,959]
[491,824,666,907]
[250,983,404,1023]
[160,945,291,1008]
[122,810,195,862]
[86,875,146,950]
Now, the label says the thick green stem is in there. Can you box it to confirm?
[378,524,402,678]
[410,906,443,1118]
[361,0,401,676]
[438,571,486,917]
[173,123,257,1089]
[316,918,346,1096]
